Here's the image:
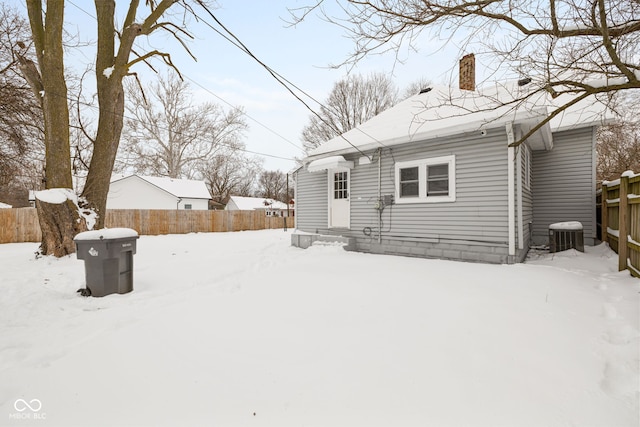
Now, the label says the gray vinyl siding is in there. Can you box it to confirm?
[294,167,328,231]
[365,130,508,244]
[531,127,596,246]
[296,124,597,262]
[296,128,512,263]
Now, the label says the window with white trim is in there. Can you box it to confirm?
[399,166,419,198]
[395,155,456,203]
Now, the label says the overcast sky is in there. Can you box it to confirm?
[22,1,475,173]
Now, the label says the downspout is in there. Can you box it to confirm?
[516,138,524,251]
[506,122,516,259]
[284,173,290,231]
[293,170,298,231]
[377,148,382,244]
[590,126,597,244]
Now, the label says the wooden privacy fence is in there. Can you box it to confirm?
[0,208,294,244]
[598,171,640,278]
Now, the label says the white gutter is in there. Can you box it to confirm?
[506,122,516,258]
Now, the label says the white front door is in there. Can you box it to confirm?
[329,168,350,228]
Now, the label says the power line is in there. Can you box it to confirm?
[67,0,302,157]
[190,3,384,158]
[180,73,302,152]
[73,96,295,161]
[14,74,296,163]
[69,1,386,160]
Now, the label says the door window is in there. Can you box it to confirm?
[334,171,348,199]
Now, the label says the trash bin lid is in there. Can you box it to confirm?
[74,228,139,241]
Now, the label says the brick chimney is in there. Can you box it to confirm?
[459,53,475,91]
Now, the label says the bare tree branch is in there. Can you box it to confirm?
[127,50,182,78]
[119,71,248,179]
[0,4,44,193]
[293,0,640,147]
[301,72,399,151]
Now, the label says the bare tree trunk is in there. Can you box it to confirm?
[24,0,82,255]
[36,197,87,256]
[80,0,133,228]
[23,0,200,249]
[81,0,173,228]
[81,82,125,228]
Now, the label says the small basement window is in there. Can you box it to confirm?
[395,155,456,203]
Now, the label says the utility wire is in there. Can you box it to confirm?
[20,77,296,163]
[69,0,386,160]
[180,73,302,152]
[75,96,295,161]
[67,0,302,156]
[191,3,383,158]
[192,4,392,153]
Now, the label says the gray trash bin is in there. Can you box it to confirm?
[74,228,139,297]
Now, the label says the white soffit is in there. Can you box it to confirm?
[307,156,354,172]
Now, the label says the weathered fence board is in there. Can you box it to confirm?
[0,208,293,244]
[598,172,640,278]
[0,208,42,243]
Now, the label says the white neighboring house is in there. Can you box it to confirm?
[107,175,211,210]
[0,202,12,209]
[225,195,293,217]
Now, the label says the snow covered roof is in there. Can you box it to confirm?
[0,202,12,209]
[307,81,613,158]
[111,175,211,200]
[227,196,288,210]
[307,155,354,172]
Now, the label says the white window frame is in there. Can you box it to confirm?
[394,155,456,204]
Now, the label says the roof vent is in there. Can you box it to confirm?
[517,77,532,86]
[419,87,432,94]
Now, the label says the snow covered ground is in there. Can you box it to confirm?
[0,229,638,427]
